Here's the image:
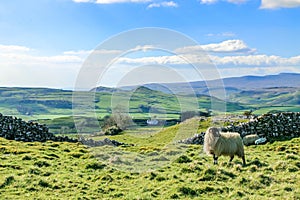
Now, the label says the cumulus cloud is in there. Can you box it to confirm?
[0,44,84,88]
[147,1,178,8]
[201,40,256,54]
[176,40,256,54]
[211,54,300,66]
[117,55,185,65]
[0,44,32,53]
[115,53,300,67]
[101,52,300,86]
[260,0,300,9]
[1,43,300,88]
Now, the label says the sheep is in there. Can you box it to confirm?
[203,127,246,166]
[243,134,259,146]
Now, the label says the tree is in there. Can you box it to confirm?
[111,112,133,130]
[101,112,133,133]
[243,110,253,119]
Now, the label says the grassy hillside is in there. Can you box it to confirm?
[0,87,74,120]
[0,86,299,134]
[229,87,300,114]
[0,87,248,134]
[1,119,299,199]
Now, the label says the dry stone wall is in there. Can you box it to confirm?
[180,112,300,145]
[222,112,300,139]
[178,132,205,145]
[0,113,125,146]
[0,113,78,142]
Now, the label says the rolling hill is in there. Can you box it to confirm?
[134,73,300,95]
[0,73,299,134]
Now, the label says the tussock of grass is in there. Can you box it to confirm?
[175,155,192,163]
[85,162,106,170]
[0,176,15,189]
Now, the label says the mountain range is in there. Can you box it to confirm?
[93,73,300,95]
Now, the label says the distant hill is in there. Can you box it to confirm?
[139,73,300,95]
[222,73,300,89]
[111,73,299,113]
[90,86,123,93]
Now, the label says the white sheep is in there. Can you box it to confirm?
[243,134,259,146]
[203,127,246,166]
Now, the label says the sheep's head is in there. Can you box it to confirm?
[207,127,221,138]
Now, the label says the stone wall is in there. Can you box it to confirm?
[0,113,78,143]
[0,113,126,147]
[222,112,300,139]
[78,136,128,147]
[179,112,300,145]
[178,132,205,145]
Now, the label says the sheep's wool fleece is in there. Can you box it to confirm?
[204,132,244,157]
[243,134,259,146]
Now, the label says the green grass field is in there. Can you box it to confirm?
[1,119,299,199]
[0,86,299,135]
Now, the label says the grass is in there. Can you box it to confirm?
[1,118,300,199]
[1,86,299,135]
[252,106,300,115]
[0,86,250,135]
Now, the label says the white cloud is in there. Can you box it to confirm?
[129,45,157,52]
[117,55,185,65]
[201,40,256,54]
[0,44,32,53]
[63,49,122,57]
[0,44,84,88]
[63,50,92,56]
[115,52,300,68]
[147,1,178,8]
[1,43,300,88]
[200,0,218,4]
[211,54,300,66]
[200,0,300,8]
[176,40,256,54]
[260,0,300,9]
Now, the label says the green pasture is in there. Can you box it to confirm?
[0,118,299,199]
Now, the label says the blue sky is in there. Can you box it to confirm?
[0,0,300,88]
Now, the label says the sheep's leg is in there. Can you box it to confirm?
[242,156,246,166]
[229,155,234,162]
[213,154,218,165]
